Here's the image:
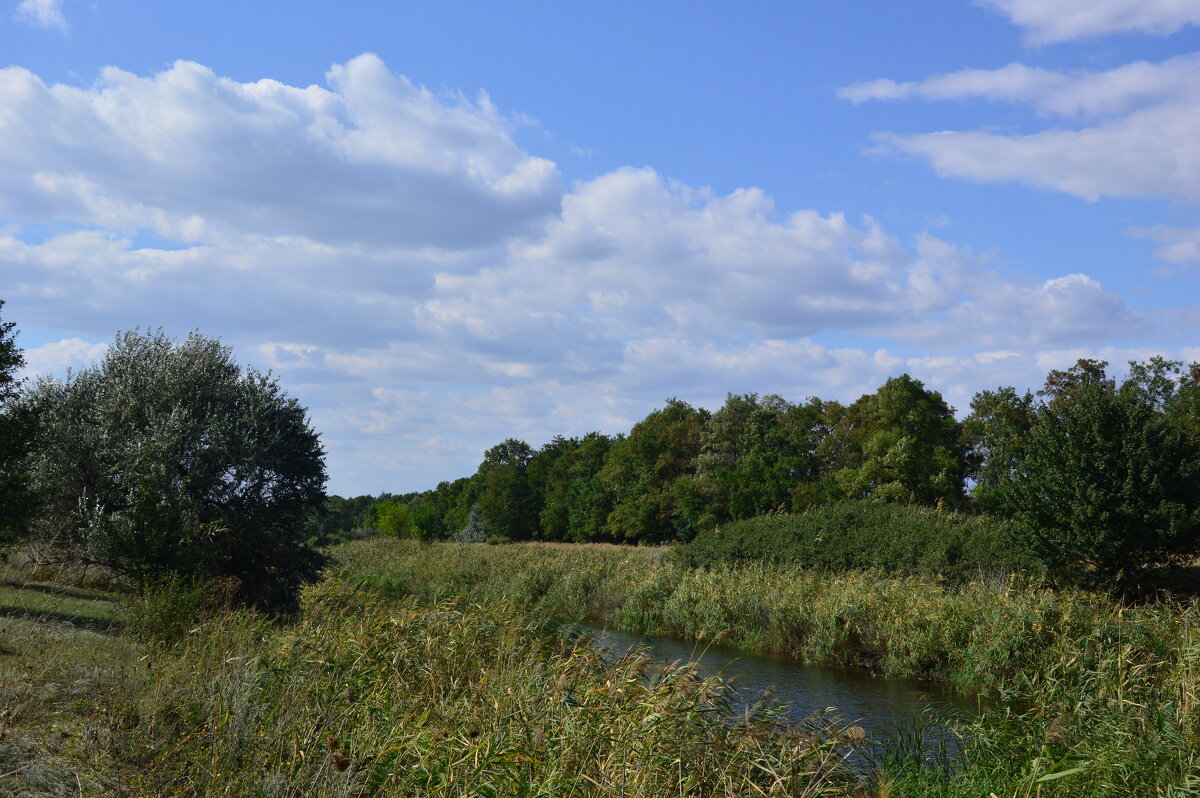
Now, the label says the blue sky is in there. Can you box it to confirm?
[3,0,1199,495]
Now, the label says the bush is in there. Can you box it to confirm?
[122,574,220,644]
[676,500,1041,581]
[19,329,328,611]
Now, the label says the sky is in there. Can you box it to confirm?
[2,0,1199,496]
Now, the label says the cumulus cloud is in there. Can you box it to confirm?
[845,55,1200,202]
[4,165,1155,392]
[3,57,1190,493]
[14,0,66,31]
[976,0,1200,43]
[0,55,561,249]
[19,338,107,379]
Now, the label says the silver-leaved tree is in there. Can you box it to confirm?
[19,329,327,610]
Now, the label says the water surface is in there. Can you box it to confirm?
[581,624,986,754]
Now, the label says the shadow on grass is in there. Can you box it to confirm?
[0,579,123,604]
[1124,564,1200,602]
[0,605,124,634]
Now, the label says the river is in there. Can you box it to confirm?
[578,623,990,763]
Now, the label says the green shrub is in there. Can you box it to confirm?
[122,573,227,644]
[676,500,1041,580]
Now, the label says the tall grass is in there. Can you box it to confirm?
[334,539,1200,796]
[113,581,859,797]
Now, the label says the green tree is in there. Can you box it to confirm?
[563,432,615,542]
[1010,358,1200,583]
[373,499,416,539]
[680,394,826,530]
[530,435,581,541]
[19,329,327,609]
[600,399,708,543]
[962,386,1036,513]
[477,438,535,540]
[0,300,31,541]
[826,375,965,506]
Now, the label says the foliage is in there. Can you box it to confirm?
[825,375,966,507]
[450,502,488,543]
[1007,357,1200,583]
[121,572,218,644]
[476,438,536,540]
[0,299,31,542]
[678,394,827,531]
[600,398,708,543]
[961,386,1036,514]
[372,499,417,539]
[563,432,617,542]
[527,434,581,540]
[19,329,327,610]
[676,500,1040,580]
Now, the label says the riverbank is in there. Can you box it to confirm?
[336,538,1200,796]
[0,557,859,797]
[3,538,1197,795]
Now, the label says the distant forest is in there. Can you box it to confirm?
[311,356,1200,573]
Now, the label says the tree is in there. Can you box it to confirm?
[600,399,708,543]
[477,438,535,540]
[19,329,327,610]
[562,432,615,542]
[373,500,416,539]
[0,300,31,541]
[962,386,1036,514]
[529,435,581,541]
[679,394,825,531]
[1009,358,1200,583]
[826,375,966,506]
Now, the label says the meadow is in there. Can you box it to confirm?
[2,539,1199,796]
[337,539,1200,796]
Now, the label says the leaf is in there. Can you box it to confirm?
[1034,764,1090,783]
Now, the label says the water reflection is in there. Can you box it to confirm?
[579,624,985,757]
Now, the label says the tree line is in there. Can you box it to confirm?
[330,357,1200,582]
[2,296,1197,600]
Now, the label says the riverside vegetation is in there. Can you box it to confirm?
[2,314,1200,794]
[4,539,1197,796]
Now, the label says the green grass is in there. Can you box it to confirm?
[0,570,136,797]
[111,584,860,796]
[333,539,1200,797]
[0,552,861,797]
[3,537,1199,796]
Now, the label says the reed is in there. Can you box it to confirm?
[333,539,1200,796]
[114,582,859,796]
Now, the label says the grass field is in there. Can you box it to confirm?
[334,539,1200,796]
[0,567,136,796]
[2,539,1199,796]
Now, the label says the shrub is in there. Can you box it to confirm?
[19,329,327,611]
[676,500,1040,580]
[122,574,218,644]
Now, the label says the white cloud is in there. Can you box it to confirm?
[977,0,1200,43]
[14,0,66,31]
[846,55,1200,202]
[840,54,1200,117]
[1129,225,1200,265]
[0,55,561,249]
[19,338,107,379]
[2,57,1193,494]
